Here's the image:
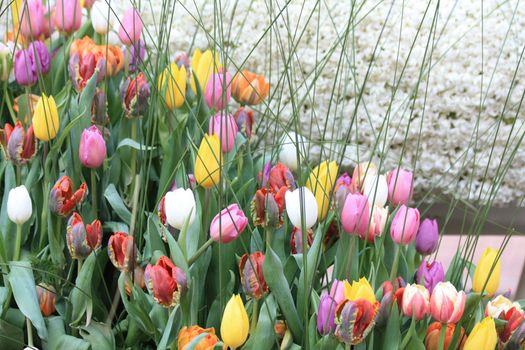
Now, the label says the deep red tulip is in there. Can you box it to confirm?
[144,256,187,307]
[108,232,137,272]
[49,176,87,217]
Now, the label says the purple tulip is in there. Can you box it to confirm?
[208,112,238,153]
[317,294,337,335]
[329,280,345,305]
[415,218,439,255]
[334,172,352,212]
[415,259,444,293]
[14,49,36,86]
[205,70,231,110]
[29,41,50,74]
[390,205,420,245]
[19,0,46,39]
[79,125,107,168]
[341,193,370,237]
[386,168,413,206]
[123,39,145,73]
[119,8,142,46]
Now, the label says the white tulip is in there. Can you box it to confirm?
[279,132,306,171]
[362,174,388,207]
[285,187,318,229]
[91,1,115,35]
[7,185,32,225]
[164,188,196,230]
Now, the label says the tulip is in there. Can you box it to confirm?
[30,41,50,74]
[234,107,254,139]
[36,284,56,317]
[14,48,37,86]
[401,284,430,320]
[485,294,522,318]
[123,39,146,73]
[306,161,338,220]
[82,0,95,9]
[425,322,466,350]
[268,163,295,192]
[178,326,221,350]
[53,0,82,33]
[164,188,196,230]
[66,212,102,259]
[118,8,142,46]
[158,62,186,110]
[0,121,37,165]
[290,227,313,254]
[49,176,87,217]
[145,256,187,307]
[231,70,270,106]
[124,266,146,296]
[252,187,287,228]
[210,204,248,243]
[32,94,59,141]
[285,187,318,229]
[195,134,222,188]
[239,251,268,299]
[415,218,439,255]
[472,247,501,296]
[390,205,420,245]
[278,131,306,171]
[335,298,378,345]
[108,232,137,272]
[68,50,106,92]
[352,162,377,191]
[463,317,497,350]
[330,280,346,305]
[0,43,13,81]
[205,70,231,110]
[344,277,377,304]
[414,259,444,293]
[430,281,466,323]
[19,0,45,39]
[174,52,190,72]
[190,48,221,94]
[317,294,337,335]
[158,195,167,226]
[334,173,353,212]
[121,72,150,118]
[499,306,525,345]
[341,193,370,237]
[387,168,413,206]
[362,174,388,207]
[92,90,108,126]
[79,125,106,168]
[90,0,114,35]
[221,294,249,348]
[361,204,388,242]
[7,185,32,224]
[208,112,238,153]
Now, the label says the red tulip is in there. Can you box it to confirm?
[239,252,268,300]
[66,212,101,259]
[268,163,295,192]
[108,232,137,272]
[144,256,187,307]
[0,121,37,165]
[49,176,87,217]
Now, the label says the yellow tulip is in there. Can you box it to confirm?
[195,134,222,188]
[158,63,187,110]
[190,49,221,94]
[343,277,376,304]
[306,160,339,220]
[463,317,497,350]
[11,0,22,32]
[472,247,501,295]
[33,94,59,141]
[221,294,249,348]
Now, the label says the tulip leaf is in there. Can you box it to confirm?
[70,253,97,326]
[104,184,132,224]
[316,335,340,349]
[153,215,188,273]
[117,138,157,151]
[244,295,278,350]
[80,322,115,350]
[0,163,14,237]
[382,303,401,350]
[143,216,167,261]
[8,261,48,340]
[0,316,25,350]
[184,332,210,350]
[157,306,181,350]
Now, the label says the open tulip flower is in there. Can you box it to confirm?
[144,256,187,307]
[425,322,466,350]
[158,62,187,110]
[231,69,270,106]
[108,232,137,272]
[178,325,222,350]
[0,121,37,165]
[239,251,268,299]
[430,282,466,323]
[49,176,87,217]
[401,284,430,320]
[251,186,287,228]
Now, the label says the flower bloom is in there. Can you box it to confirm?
[485,295,522,318]
[123,39,146,73]
[463,317,498,350]
[499,306,525,346]
[472,247,501,296]
[19,0,45,39]
[415,259,445,294]
[290,227,313,254]
[267,163,295,192]
[430,281,466,323]
[362,174,388,207]
[195,134,222,188]
[386,168,413,206]
[425,322,466,350]
[334,173,353,212]
[164,188,196,230]
[415,218,439,255]
[158,62,187,110]
[306,161,338,220]
[251,187,287,228]
[205,70,231,110]
[177,325,222,350]
[7,185,32,225]
[66,212,102,259]
[145,256,187,307]
[220,294,249,349]
[14,42,50,86]
[79,125,106,168]
[121,72,150,118]
[239,251,268,300]
[390,205,420,245]
[344,277,377,304]
[32,93,59,141]
[53,0,82,33]
[68,48,106,92]
[352,162,377,192]
[341,193,370,237]
[401,284,430,320]
[90,0,114,35]
[118,8,142,46]
[361,204,388,242]
[335,298,378,345]
[36,284,56,317]
[234,107,254,139]
[107,232,137,272]
[285,187,318,229]
[210,204,248,243]
[278,131,306,171]
[0,121,37,165]
[208,112,238,153]
[317,294,337,335]
[191,49,221,93]
[231,70,270,105]
[49,176,87,217]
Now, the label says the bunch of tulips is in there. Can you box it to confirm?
[0,1,521,349]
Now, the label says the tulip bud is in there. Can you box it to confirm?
[86,218,102,250]
[401,284,430,320]
[329,280,346,305]
[231,70,270,106]
[387,168,413,206]
[0,121,37,165]
[14,48,37,86]
[107,232,137,272]
[334,173,353,212]
[190,49,221,94]
[425,322,466,350]
[317,294,337,335]
[284,187,318,229]
[36,284,56,317]
[341,193,370,237]
[158,62,186,110]
[121,72,150,118]
[234,107,254,139]
[123,40,146,73]
[66,212,91,259]
[164,188,196,230]
[210,204,248,243]
[361,204,388,242]
[463,317,497,350]
[415,218,439,255]
[239,251,268,300]
[335,298,378,345]
[79,125,106,168]
[268,163,295,192]
[0,43,13,81]
[118,8,142,46]
[278,132,306,171]
[19,0,45,40]
[220,294,249,348]
[194,134,222,188]
[390,205,420,245]
[208,112,238,153]
[32,94,59,141]
[144,256,187,307]
[290,227,313,254]
[90,0,114,35]
[472,247,501,296]
[430,281,466,323]
[205,70,231,110]
[415,259,444,294]
[49,176,87,217]
[352,162,377,191]
[53,0,82,33]
[251,187,286,228]
[485,295,521,318]
[177,326,221,350]
[7,185,32,225]
[306,161,339,220]
[124,266,146,296]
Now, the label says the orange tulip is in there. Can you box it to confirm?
[178,325,223,350]
[231,70,269,105]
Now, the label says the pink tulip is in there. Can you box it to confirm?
[430,282,466,323]
[19,0,46,39]
[341,193,370,237]
[53,0,82,33]
[402,284,430,320]
[118,8,142,46]
[361,205,388,242]
[208,112,238,153]
[386,168,413,206]
[390,205,420,245]
[205,70,231,110]
[329,280,345,305]
[79,125,106,168]
[209,204,248,243]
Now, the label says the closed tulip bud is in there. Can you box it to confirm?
[36,284,56,317]
[0,121,37,165]
[19,0,45,39]
[341,193,370,237]
[49,176,87,217]
[121,72,150,118]
[79,125,106,168]
[472,247,501,296]
[463,317,497,350]
[123,39,146,73]
[158,62,186,110]
[330,280,346,305]
[362,174,388,207]
[231,70,270,106]
[234,107,254,139]
[208,112,238,153]
[124,266,146,296]
[401,284,430,320]
[108,232,137,272]
[177,326,221,350]
[335,298,378,345]
[306,161,338,220]
[33,94,59,141]
[195,134,222,188]
[118,8,142,46]
[164,188,196,230]
[0,43,13,81]
[7,185,32,225]
[66,213,91,259]
[82,0,95,9]
[387,168,413,206]
[205,70,231,110]
[425,322,466,350]
[86,218,102,250]
[251,187,286,228]
[485,295,521,318]
[430,282,466,323]
[415,259,444,294]
[390,205,420,245]
[361,204,388,242]
[499,306,525,345]
[90,1,114,35]
[268,163,295,192]
[145,256,187,307]
[334,173,353,212]
[352,162,377,191]
[14,48,37,86]
[317,294,337,335]
[210,204,248,243]
[239,252,268,299]
[191,49,221,94]
[415,218,439,255]
[290,227,313,254]
[285,187,318,229]
[53,0,82,33]
[278,132,306,171]
[221,294,249,348]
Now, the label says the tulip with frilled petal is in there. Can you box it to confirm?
[390,205,420,245]
[415,259,444,294]
[19,0,45,39]
[121,72,150,118]
[341,193,370,237]
[251,187,287,228]
[485,294,522,318]
[416,218,439,255]
[362,174,388,207]
[430,281,466,323]
[66,212,102,259]
[317,294,337,335]
[118,8,142,46]
[49,176,87,217]
[53,0,82,33]
[239,252,268,300]
[499,306,525,346]
[278,132,306,171]
[234,107,254,139]
[401,284,430,320]
[267,163,295,192]
[191,49,221,94]
[209,112,238,153]
[205,70,231,110]
[14,42,49,86]
[344,277,377,304]
[68,50,106,92]
[7,185,32,225]
[472,247,501,296]
[158,62,186,110]
[306,160,338,220]
[145,256,187,307]
[425,322,466,350]
[335,298,378,345]
[195,134,222,188]
[79,125,106,168]
[210,204,248,243]
[352,162,377,192]
[36,283,56,317]
[285,187,318,229]
[387,168,413,206]
[361,204,388,242]
[178,326,222,350]
[90,0,114,34]
[463,317,497,350]
[290,227,313,254]
[108,232,137,272]
[164,188,196,230]
[221,294,249,348]
[231,70,270,106]
[0,121,37,165]
[32,94,59,141]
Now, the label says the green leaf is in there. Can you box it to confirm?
[382,303,401,350]
[69,253,97,326]
[297,224,324,318]
[0,318,24,350]
[184,332,210,350]
[244,295,278,350]
[104,184,131,224]
[157,306,181,350]
[117,138,157,151]
[80,322,116,350]
[0,163,14,237]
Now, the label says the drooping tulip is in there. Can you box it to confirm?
[121,72,150,117]
[414,259,445,294]
[472,247,501,296]
[158,62,187,110]
[362,174,388,207]
[107,232,137,272]
[36,284,56,317]
[401,284,430,320]
[205,70,231,110]
[430,281,466,323]
[290,227,313,254]
[177,326,222,350]
[284,187,318,229]
[361,204,388,242]
[209,204,248,243]
[252,187,287,228]
[341,193,370,237]
[19,0,45,40]
[164,188,196,230]
[144,256,187,307]
[49,176,87,217]
[463,317,498,350]
[278,132,306,171]
[306,161,338,220]
[234,107,254,139]
[317,294,337,335]
[32,94,59,141]
[352,162,377,191]
[386,168,413,206]
[194,134,222,188]
[7,185,32,225]
[53,0,82,33]
[220,294,249,348]
[425,322,466,350]
[90,0,114,35]
[208,112,238,153]
[390,205,420,245]
[231,70,270,106]
[415,218,439,255]
[118,8,142,46]
[239,252,268,300]
[0,121,37,165]
[190,48,221,94]
[79,125,106,168]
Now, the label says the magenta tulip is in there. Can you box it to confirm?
[53,0,82,33]
[387,168,413,206]
[209,204,248,243]
[205,70,231,110]
[415,259,444,294]
[79,125,106,168]
[341,193,370,237]
[19,0,46,40]
[208,112,238,153]
[118,8,142,46]
[390,205,420,245]
[317,294,337,335]
[415,218,439,255]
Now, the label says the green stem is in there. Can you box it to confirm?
[130,119,137,178]
[3,84,16,123]
[265,227,272,248]
[15,165,21,186]
[77,259,83,276]
[14,224,22,261]
[389,244,401,283]
[438,323,447,350]
[188,238,214,266]
[105,272,123,326]
[38,181,49,250]
[345,235,357,279]
[91,169,98,219]
[26,318,33,347]
[129,173,141,236]
[250,298,259,335]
